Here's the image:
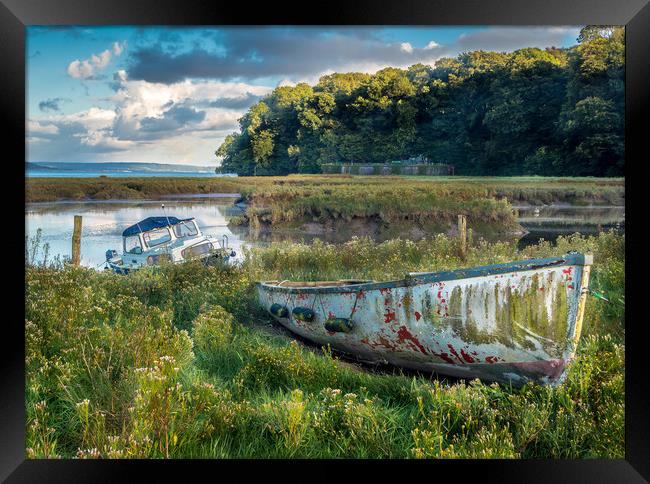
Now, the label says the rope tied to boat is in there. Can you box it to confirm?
[586,286,625,307]
[348,289,362,320]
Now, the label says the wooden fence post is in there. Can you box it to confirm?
[457,214,467,260]
[72,215,82,266]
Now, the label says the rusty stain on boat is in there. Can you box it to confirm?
[256,253,593,386]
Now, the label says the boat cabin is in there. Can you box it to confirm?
[106,216,233,273]
[122,216,204,253]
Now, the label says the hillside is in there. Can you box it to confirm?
[217,26,624,177]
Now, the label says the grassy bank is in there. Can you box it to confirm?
[26,175,624,236]
[26,175,625,205]
[26,232,624,458]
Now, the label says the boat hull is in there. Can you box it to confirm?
[257,254,592,386]
[107,250,233,275]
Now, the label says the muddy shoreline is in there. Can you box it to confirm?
[230,210,527,242]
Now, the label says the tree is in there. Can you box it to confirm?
[214,29,624,177]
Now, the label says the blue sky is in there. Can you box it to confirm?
[27,26,582,166]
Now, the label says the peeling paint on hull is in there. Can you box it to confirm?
[257,253,592,386]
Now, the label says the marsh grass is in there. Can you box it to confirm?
[27,176,624,233]
[25,232,624,458]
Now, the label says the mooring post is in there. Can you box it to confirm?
[458,214,467,260]
[72,215,82,266]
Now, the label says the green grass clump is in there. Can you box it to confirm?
[25,232,624,458]
[193,306,234,365]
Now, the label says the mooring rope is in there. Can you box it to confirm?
[588,286,625,307]
[348,289,361,320]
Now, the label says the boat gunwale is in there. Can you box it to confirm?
[257,253,592,294]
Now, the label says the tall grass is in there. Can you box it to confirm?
[26,175,624,240]
[26,175,625,203]
[25,232,624,458]
[26,176,624,238]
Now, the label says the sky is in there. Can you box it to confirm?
[26,26,582,166]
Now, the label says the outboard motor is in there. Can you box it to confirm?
[106,249,118,261]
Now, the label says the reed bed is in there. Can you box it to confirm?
[26,176,624,235]
[27,175,624,205]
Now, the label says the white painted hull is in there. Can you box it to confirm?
[257,254,592,386]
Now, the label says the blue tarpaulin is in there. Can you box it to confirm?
[122,216,193,237]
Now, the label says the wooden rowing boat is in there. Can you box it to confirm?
[257,253,592,386]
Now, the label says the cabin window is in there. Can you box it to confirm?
[143,227,171,248]
[182,241,213,259]
[124,235,143,254]
[173,221,198,238]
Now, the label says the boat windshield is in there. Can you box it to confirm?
[173,220,198,238]
[143,227,171,248]
[124,235,142,254]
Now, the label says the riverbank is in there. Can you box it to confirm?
[25,232,624,458]
[25,196,624,269]
[26,175,625,204]
[26,176,624,237]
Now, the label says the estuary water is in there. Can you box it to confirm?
[25,199,247,268]
[26,170,229,178]
[25,198,625,269]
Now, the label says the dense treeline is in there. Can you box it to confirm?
[216,26,624,177]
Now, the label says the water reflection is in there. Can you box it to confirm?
[26,199,624,268]
[515,204,624,248]
[25,199,246,268]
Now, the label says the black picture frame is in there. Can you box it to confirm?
[3,0,648,481]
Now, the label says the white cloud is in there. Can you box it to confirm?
[455,26,581,52]
[112,41,125,56]
[67,59,94,79]
[67,43,124,79]
[79,131,133,150]
[27,120,58,136]
[31,27,584,164]
[60,107,116,130]
[199,110,242,131]
[28,77,273,164]
[108,77,271,139]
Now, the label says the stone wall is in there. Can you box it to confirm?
[321,163,454,176]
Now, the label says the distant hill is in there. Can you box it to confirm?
[26,162,58,171]
[26,162,215,173]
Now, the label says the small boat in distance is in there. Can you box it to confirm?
[105,213,236,274]
[257,253,592,386]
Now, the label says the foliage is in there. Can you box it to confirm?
[25,232,624,458]
[216,27,624,177]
